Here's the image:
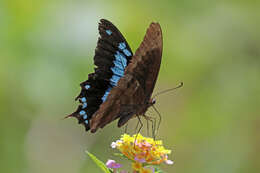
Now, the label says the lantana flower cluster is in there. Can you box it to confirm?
[107,134,173,172]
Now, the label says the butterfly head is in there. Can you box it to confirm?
[148,98,156,106]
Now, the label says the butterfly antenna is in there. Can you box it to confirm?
[153,82,183,98]
[151,105,161,139]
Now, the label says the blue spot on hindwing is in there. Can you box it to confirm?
[85,120,89,124]
[118,42,126,50]
[82,103,87,109]
[81,97,86,103]
[85,85,90,90]
[123,49,132,57]
[83,114,87,119]
[106,30,112,35]
[79,110,86,115]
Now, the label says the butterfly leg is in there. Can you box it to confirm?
[142,114,154,137]
[146,117,149,136]
[151,105,162,139]
[124,123,128,133]
[134,115,143,147]
[134,119,140,134]
[143,115,157,139]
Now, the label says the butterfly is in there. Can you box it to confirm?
[66,19,163,133]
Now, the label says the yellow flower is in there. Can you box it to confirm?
[132,161,142,171]
[111,133,174,171]
[140,167,154,173]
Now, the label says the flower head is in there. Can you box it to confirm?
[111,134,174,171]
[106,159,122,169]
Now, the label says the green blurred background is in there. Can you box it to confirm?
[1,0,259,172]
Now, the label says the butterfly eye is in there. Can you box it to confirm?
[152,98,156,104]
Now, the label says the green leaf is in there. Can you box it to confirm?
[113,153,124,157]
[154,166,165,173]
[85,151,112,173]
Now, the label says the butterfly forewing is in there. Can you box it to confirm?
[67,19,133,131]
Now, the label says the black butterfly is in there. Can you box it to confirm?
[66,19,163,133]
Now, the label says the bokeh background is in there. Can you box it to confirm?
[1,0,259,173]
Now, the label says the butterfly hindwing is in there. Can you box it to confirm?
[67,19,133,131]
[90,22,163,132]
[125,23,163,101]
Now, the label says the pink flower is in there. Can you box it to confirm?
[111,142,117,148]
[134,156,146,163]
[165,159,174,165]
[106,159,122,169]
[164,155,174,165]
[141,141,152,148]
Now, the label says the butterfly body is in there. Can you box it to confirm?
[67,19,162,133]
